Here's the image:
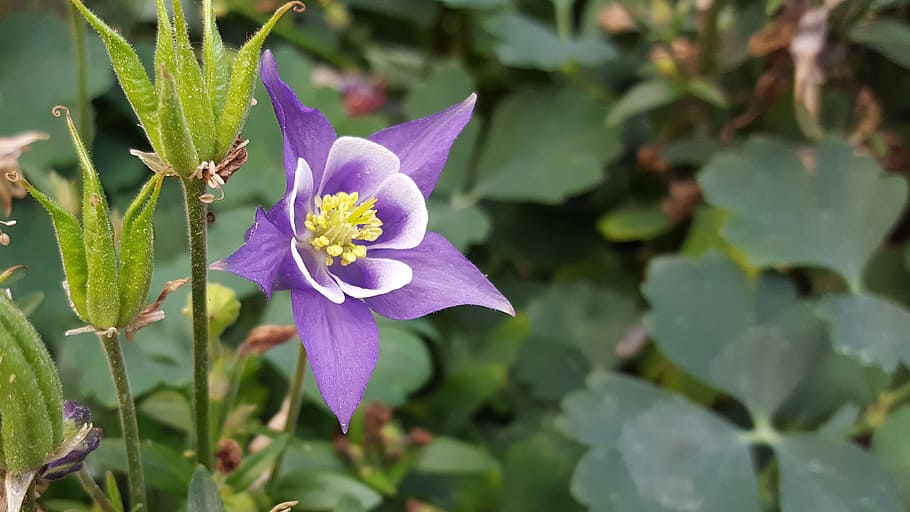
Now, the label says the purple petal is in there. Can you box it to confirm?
[261,50,337,190]
[367,173,427,250]
[291,289,378,432]
[319,137,400,198]
[330,257,413,299]
[211,207,291,299]
[291,240,345,304]
[368,94,476,198]
[364,232,514,319]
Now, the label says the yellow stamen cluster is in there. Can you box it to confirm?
[304,191,383,266]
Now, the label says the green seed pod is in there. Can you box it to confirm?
[153,0,177,84]
[173,0,216,160]
[69,0,161,154]
[157,65,200,177]
[56,107,120,329]
[117,174,164,327]
[213,1,305,159]
[17,178,89,321]
[0,292,63,473]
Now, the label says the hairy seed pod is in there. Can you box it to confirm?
[117,174,164,327]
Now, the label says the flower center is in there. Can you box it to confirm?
[304,191,383,266]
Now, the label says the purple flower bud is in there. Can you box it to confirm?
[41,400,102,480]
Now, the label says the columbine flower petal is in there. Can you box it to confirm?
[291,288,378,432]
[290,239,345,304]
[211,207,290,299]
[331,257,413,299]
[368,93,476,198]
[365,173,428,251]
[319,137,400,198]
[364,232,515,319]
[262,50,337,190]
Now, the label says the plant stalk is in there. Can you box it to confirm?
[182,177,213,470]
[98,331,146,511]
[75,467,118,512]
[267,343,307,489]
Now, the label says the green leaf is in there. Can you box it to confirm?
[500,431,584,512]
[517,282,638,400]
[427,198,491,250]
[776,434,903,512]
[472,87,620,203]
[105,471,124,512]
[416,437,500,474]
[597,203,673,241]
[362,327,432,405]
[404,61,474,119]
[60,108,120,329]
[872,405,910,503]
[699,137,908,290]
[139,390,192,432]
[851,19,910,69]
[275,472,382,511]
[156,67,199,177]
[558,372,760,512]
[606,80,682,126]
[484,13,615,71]
[0,12,112,170]
[642,254,826,416]
[117,174,163,327]
[187,466,225,512]
[214,2,303,159]
[172,0,216,159]
[69,0,160,152]
[92,437,196,496]
[817,293,910,373]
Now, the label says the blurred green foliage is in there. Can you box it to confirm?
[4,0,910,510]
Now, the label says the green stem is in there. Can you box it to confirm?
[67,0,92,142]
[75,467,118,512]
[182,177,213,470]
[553,0,573,41]
[221,352,248,434]
[696,0,722,76]
[98,331,147,511]
[267,343,307,489]
[850,379,910,436]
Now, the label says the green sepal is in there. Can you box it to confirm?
[153,0,177,84]
[57,107,120,329]
[173,0,216,160]
[117,174,164,327]
[18,178,89,321]
[202,0,232,124]
[213,1,304,158]
[69,0,161,153]
[157,66,200,177]
[0,292,63,473]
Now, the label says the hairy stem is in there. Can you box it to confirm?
[98,331,146,511]
[182,177,213,470]
[75,467,118,512]
[267,343,308,489]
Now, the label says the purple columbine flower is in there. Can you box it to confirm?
[213,50,514,431]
